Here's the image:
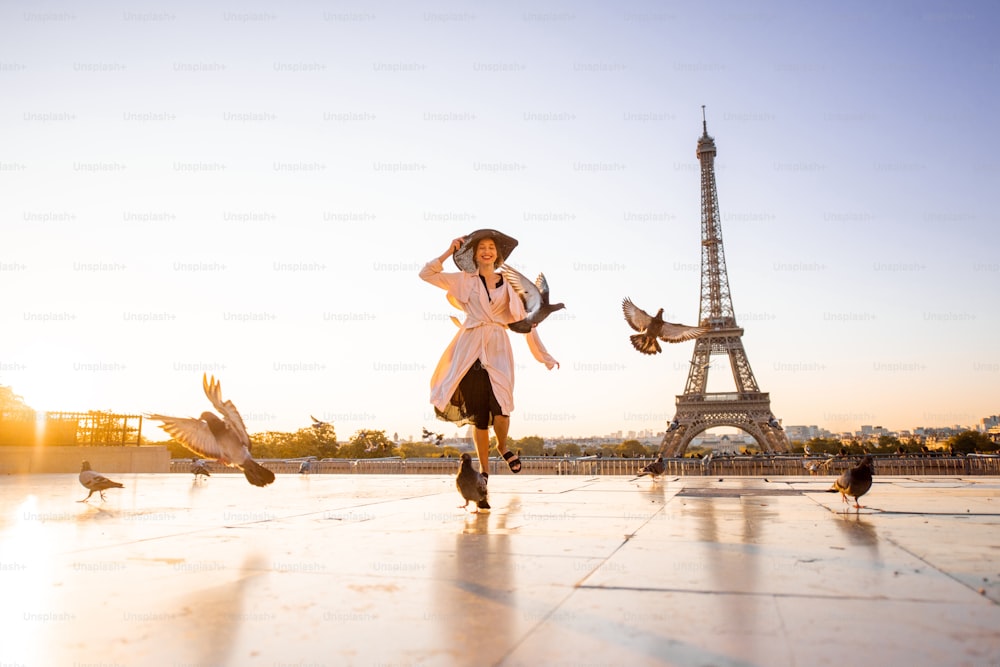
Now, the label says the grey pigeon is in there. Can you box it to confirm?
[149,374,275,487]
[191,458,211,479]
[78,460,124,502]
[456,453,489,512]
[636,455,666,479]
[804,456,834,475]
[622,297,707,355]
[501,264,565,334]
[826,455,874,509]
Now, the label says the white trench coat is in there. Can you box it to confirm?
[420,258,558,424]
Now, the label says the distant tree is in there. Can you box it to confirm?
[291,424,339,458]
[249,431,300,459]
[554,442,581,457]
[617,439,646,457]
[340,429,397,458]
[597,444,618,458]
[948,430,994,454]
[245,426,338,459]
[399,440,444,458]
[512,435,545,456]
[802,437,842,455]
[0,384,34,419]
[874,435,902,453]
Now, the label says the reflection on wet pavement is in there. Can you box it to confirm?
[1,473,998,666]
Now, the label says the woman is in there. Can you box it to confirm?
[420,229,559,482]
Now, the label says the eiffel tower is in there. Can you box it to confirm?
[660,108,789,457]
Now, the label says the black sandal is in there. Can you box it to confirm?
[501,450,522,474]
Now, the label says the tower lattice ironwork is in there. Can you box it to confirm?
[660,109,789,456]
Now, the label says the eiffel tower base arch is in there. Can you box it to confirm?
[660,394,790,457]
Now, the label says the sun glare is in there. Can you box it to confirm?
[35,411,47,447]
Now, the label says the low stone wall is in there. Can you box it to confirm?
[0,446,170,474]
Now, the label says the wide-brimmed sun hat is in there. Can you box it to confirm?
[452,229,518,273]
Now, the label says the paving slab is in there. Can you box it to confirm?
[1,473,998,666]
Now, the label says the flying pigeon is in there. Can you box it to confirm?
[78,460,124,502]
[191,458,211,479]
[310,415,330,429]
[635,455,666,479]
[826,455,874,509]
[622,297,707,355]
[456,453,489,512]
[149,374,276,487]
[500,264,565,334]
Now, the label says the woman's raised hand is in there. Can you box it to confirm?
[439,236,465,262]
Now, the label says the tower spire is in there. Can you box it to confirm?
[658,114,789,457]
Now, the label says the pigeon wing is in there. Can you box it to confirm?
[501,264,542,312]
[655,321,708,343]
[622,297,653,333]
[149,415,227,459]
[80,470,120,490]
[832,468,852,493]
[202,374,252,450]
[535,273,550,300]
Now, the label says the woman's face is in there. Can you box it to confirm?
[475,238,499,268]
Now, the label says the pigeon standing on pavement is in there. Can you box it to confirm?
[149,374,276,487]
[635,455,666,480]
[500,264,565,334]
[78,461,124,502]
[826,455,874,509]
[456,453,490,512]
[622,297,707,355]
[191,458,211,479]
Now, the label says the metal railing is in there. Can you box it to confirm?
[168,454,1000,476]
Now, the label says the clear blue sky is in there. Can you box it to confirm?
[2,1,998,442]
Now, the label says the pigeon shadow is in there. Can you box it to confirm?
[462,512,491,535]
[643,480,668,502]
[428,496,520,660]
[832,512,879,547]
[75,504,117,521]
[175,551,268,666]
